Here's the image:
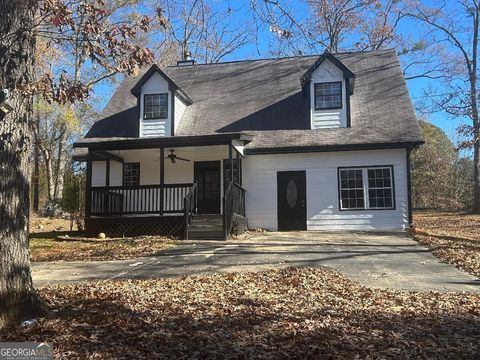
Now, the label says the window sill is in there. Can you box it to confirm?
[314,106,343,111]
[339,207,396,211]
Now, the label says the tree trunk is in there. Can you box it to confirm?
[0,0,42,329]
[32,108,40,212]
[470,8,480,214]
[32,143,40,213]
[473,126,480,213]
[53,132,67,202]
[42,149,55,202]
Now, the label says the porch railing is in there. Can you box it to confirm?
[184,181,198,240]
[90,183,194,216]
[223,181,246,237]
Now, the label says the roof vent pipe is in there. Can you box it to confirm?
[177,50,195,66]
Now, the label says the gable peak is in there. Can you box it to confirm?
[301,52,355,86]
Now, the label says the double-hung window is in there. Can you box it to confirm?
[367,168,394,208]
[314,82,342,110]
[338,166,394,210]
[338,169,365,210]
[144,94,168,120]
[123,163,140,187]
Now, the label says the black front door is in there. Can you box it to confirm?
[277,171,307,231]
[194,161,221,214]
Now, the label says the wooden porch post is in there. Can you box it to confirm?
[236,148,241,185]
[105,159,110,187]
[85,150,92,219]
[229,143,233,184]
[160,147,165,215]
[104,158,110,215]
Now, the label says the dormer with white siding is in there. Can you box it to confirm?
[174,94,188,133]
[301,53,355,130]
[139,72,171,137]
[130,64,193,138]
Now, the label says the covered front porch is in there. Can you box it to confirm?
[73,134,252,239]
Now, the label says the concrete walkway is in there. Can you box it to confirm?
[32,231,480,292]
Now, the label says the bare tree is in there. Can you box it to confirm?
[407,0,480,213]
[152,0,253,64]
[249,0,413,53]
[307,0,377,52]
[249,0,315,56]
[32,100,88,208]
[249,0,438,80]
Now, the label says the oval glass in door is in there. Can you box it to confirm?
[286,179,298,208]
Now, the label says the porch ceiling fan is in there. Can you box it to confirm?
[164,149,191,164]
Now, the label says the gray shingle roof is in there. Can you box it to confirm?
[85,49,422,151]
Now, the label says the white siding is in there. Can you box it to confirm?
[120,149,160,185]
[91,147,409,232]
[92,161,107,187]
[310,59,347,129]
[174,95,187,133]
[140,72,172,137]
[242,149,408,231]
[110,161,122,186]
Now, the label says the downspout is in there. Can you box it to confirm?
[406,148,413,228]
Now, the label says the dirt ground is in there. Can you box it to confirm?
[30,214,76,232]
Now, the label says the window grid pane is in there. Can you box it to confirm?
[315,82,342,110]
[367,167,393,209]
[339,169,365,210]
[223,159,241,189]
[123,163,140,187]
[144,94,168,120]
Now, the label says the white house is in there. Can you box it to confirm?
[73,49,423,239]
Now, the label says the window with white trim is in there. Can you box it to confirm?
[144,93,168,120]
[314,82,342,110]
[338,166,394,210]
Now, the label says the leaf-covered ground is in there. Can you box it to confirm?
[30,215,78,232]
[29,237,177,262]
[413,211,480,277]
[29,216,177,262]
[3,268,479,359]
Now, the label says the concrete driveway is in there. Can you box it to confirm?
[32,231,480,292]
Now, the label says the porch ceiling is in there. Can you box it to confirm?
[106,145,230,160]
[75,133,252,150]
[73,133,253,161]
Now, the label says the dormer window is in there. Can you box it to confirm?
[144,93,168,120]
[130,64,193,137]
[302,53,354,129]
[314,82,342,110]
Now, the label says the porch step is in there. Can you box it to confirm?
[187,215,225,240]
